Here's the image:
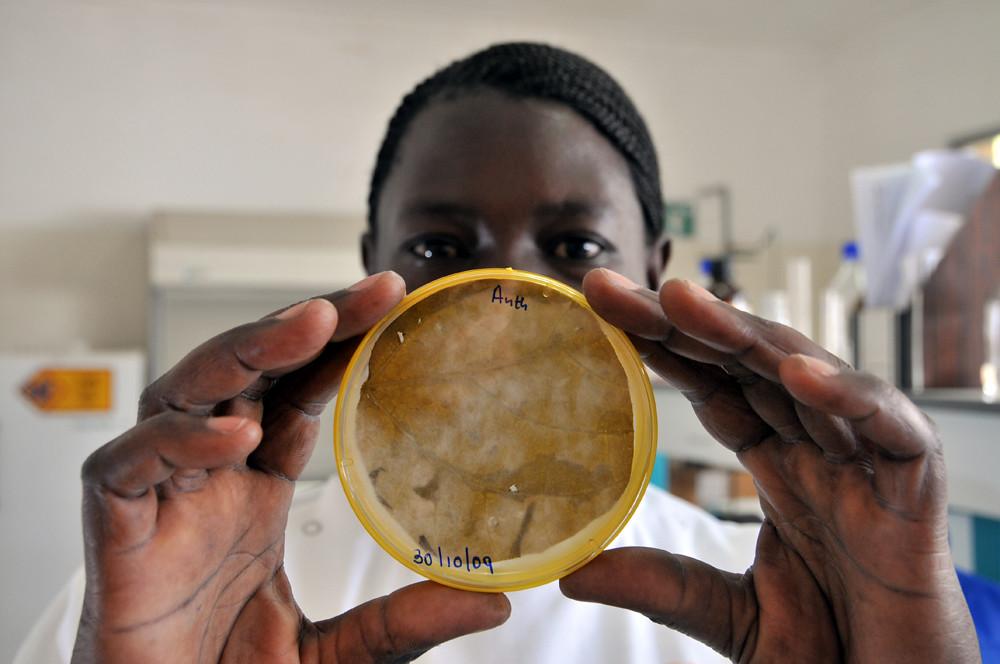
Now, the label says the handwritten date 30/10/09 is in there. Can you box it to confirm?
[491,285,527,311]
[413,546,495,575]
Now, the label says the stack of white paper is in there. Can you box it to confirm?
[851,150,995,309]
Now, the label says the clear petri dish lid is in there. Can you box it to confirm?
[334,268,657,592]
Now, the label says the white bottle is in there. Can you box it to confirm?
[821,241,865,366]
[786,256,813,339]
[983,289,1000,400]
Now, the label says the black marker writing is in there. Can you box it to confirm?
[412,546,494,574]
[491,284,527,311]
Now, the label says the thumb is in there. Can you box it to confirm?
[314,581,511,662]
[559,546,754,659]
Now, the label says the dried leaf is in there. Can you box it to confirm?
[355,279,633,562]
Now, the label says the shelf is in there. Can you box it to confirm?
[908,389,1000,414]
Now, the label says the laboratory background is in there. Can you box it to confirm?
[1,0,999,661]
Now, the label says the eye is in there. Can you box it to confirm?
[547,234,608,261]
[406,234,469,261]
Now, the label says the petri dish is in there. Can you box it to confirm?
[334,268,656,592]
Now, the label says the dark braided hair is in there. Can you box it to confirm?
[367,42,664,242]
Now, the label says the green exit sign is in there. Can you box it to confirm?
[664,201,695,237]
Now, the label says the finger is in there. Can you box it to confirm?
[658,279,846,382]
[560,547,752,659]
[596,271,857,460]
[793,400,859,461]
[249,341,360,480]
[740,377,859,460]
[324,271,406,342]
[264,271,406,345]
[313,582,510,663]
[562,529,845,664]
[81,413,262,547]
[260,271,404,377]
[82,413,262,498]
[583,269,671,338]
[248,274,405,480]
[779,355,936,459]
[583,269,730,364]
[634,338,772,452]
[215,271,407,428]
[631,336,728,397]
[780,355,944,513]
[739,378,807,441]
[139,298,338,419]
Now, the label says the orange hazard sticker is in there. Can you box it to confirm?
[21,368,113,412]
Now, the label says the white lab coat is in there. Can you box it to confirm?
[15,480,759,663]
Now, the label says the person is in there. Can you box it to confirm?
[16,43,978,663]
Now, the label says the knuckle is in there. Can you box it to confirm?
[79,412,191,486]
[79,422,144,486]
[852,368,891,393]
[915,407,943,454]
[142,379,214,417]
[749,311,778,331]
[922,411,942,442]
[137,382,160,418]
[80,445,107,484]
[240,375,279,402]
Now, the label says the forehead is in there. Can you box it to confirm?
[375,89,641,228]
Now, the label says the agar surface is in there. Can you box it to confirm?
[355,279,634,563]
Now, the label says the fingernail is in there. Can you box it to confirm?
[206,416,248,432]
[684,280,718,301]
[599,268,640,290]
[795,354,839,377]
[348,271,390,292]
[275,299,314,320]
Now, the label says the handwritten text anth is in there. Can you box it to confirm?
[491,284,528,311]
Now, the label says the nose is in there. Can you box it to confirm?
[474,238,571,286]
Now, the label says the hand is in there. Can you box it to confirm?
[74,272,510,663]
[561,269,979,663]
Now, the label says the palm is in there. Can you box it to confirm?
[74,274,510,664]
[562,272,977,664]
[92,469,291,661]
[722,375,951,662]
[731,420,943,662]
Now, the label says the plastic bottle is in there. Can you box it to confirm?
[982,287,999,400]
[821,241,865,366]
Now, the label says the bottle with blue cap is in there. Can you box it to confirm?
[821,241,865,366]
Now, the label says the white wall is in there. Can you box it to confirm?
[0,0,830,351]
[0,2,827,234]
[1,1,998,353]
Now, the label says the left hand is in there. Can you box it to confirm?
[72,272,509,663]
[559,269,979,663]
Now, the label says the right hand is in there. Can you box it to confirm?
[561,271,978,663]
[73,271,510,664]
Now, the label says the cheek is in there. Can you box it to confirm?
[602,251,647,288]
[602,200,651,285]
[615,241,662,288]
[608,225,652,286]
[392,262,467,293]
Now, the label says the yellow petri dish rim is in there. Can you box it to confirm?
[334,268,656,592]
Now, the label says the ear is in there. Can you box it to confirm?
[645,233,671,290]
[361,231,375,275]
